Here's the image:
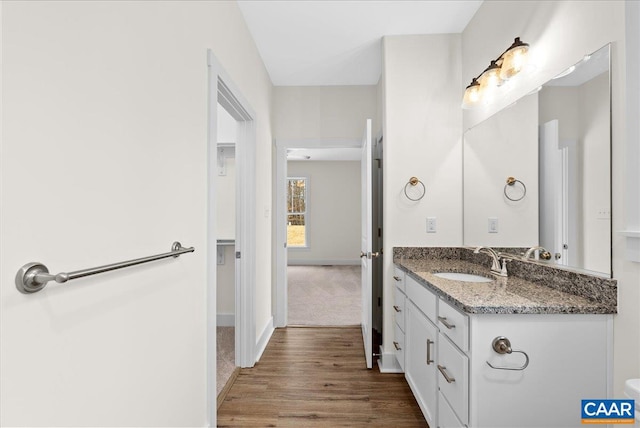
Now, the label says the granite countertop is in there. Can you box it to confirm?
[395,257,616,315]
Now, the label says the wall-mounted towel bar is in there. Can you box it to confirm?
[16,241,195,294]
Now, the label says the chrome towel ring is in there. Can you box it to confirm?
[504,176,526,201]
[404,177,426,201]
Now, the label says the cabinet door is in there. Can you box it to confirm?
[405,301,438,427]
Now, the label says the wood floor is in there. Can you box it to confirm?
[217,327,427,427]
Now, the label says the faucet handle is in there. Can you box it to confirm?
[500,259,508,276]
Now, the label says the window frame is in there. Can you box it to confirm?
[286,176,309,249]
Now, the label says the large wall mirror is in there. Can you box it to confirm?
[463,44,611,277]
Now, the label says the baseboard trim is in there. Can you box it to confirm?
[377,345,403,373]
[217,313,235,327]
[287,259,360,266]
[255,316,274,363]
[217,367,240,410]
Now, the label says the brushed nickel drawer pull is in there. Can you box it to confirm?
[393,275,402,281]
[393,341,401,351]
[437,364,455,383]
[426,339,434,365]
[438,316,455,329]
[393,305,401,312]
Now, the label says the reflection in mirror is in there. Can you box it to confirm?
[463,44,611,276]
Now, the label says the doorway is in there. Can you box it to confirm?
[207,50,257,426]
[285,158,362,326]
[273,123,383,367]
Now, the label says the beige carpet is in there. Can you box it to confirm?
[287,265,361,325]
[216,326,235,397]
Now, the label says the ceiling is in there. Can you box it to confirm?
[237,0,483,86]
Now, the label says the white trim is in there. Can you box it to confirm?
[274,144,288,328]
[207,48,257,427]
[287,259,360,266]
[255,317,275,362]
[622,234,640,263]
[206,49,218,428]
[377,345,403,373]
[625,1,640,263]
[217,313,235,327]
[606,315,614,398]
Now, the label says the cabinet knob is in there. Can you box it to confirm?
[393,305,401,313]
[393,341,401,351]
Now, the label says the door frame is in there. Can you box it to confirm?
[273,138,361,328]
[207,50,257,426]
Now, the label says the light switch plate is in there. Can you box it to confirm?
[488,217,499,233]
[427,217,437,233]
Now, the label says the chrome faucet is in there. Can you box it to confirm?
[474,246,507,277]
[523,246,552,261]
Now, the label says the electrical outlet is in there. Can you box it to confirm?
[488,217,499,233]
[427,217,437,233]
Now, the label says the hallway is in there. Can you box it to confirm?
[217,326,426,427]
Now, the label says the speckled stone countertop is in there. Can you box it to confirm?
[393,247,617,315]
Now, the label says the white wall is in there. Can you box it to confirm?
[382,34,463,355]
[273,85,377,140]
[0,1,272,426]
[462,0,638,396]
[287,161,361,264]
[464,93,539,247]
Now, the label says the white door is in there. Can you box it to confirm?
[361,119,373,369]
[539,120,568,265]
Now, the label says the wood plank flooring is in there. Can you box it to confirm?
[217,327,428,427]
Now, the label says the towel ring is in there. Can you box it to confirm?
[404,177,426,201]
[504,177,526,202]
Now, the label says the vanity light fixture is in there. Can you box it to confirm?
[462,37,530,109]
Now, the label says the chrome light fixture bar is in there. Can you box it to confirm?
[462,37,530,109]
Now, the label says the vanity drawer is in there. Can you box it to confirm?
[438,391,465,428]
[406,275,437,322]
[393,323,405,371]
[392,267,405,293]
[438,333,469,425]
[394,285,406,332]
[438,297,469,352]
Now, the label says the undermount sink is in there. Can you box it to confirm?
[433,272,493,283]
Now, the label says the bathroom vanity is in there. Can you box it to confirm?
[393,247,617,428]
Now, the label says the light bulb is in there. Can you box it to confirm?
[462,79,481,109]
[479,61,502,91]
[499,37,530,80]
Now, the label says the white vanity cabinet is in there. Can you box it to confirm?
[397,268,612,428]
[392,267,406,370]
[405,300,438,427]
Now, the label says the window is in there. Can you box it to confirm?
[287,177,307,247]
